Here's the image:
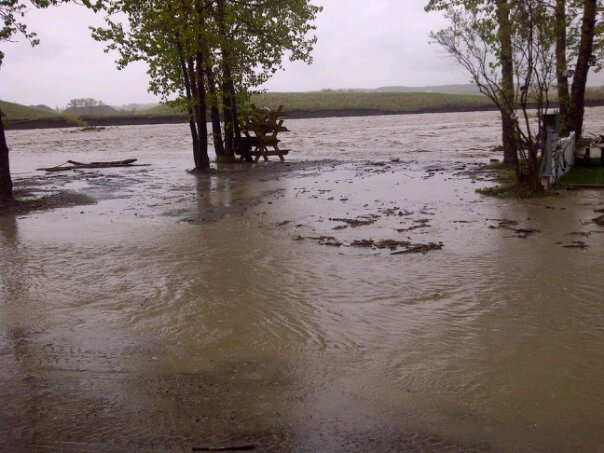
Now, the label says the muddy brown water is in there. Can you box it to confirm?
[1,109,604,451]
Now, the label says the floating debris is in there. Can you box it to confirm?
[563,241,589,249]
[296,236,443,254]
[488,219,519,228]
[593,215,604,226]
[329,216,377,227]
[391,242,444,255]
[37,158,149,172]
[397,224,430,233]
[351,239,444,254]
[514,228,540,239]
[488,218,539,238]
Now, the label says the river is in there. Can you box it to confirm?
[1,108,603,451]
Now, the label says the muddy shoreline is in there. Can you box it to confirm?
[7,98,604,130]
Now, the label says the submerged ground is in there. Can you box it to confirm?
[1,110,603,451]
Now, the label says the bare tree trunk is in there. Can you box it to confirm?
[181,61,200,167]
[205,65,225,158]
[496,0,518,165]
[570,0,597,140]
[0,112,13,202]
[195,53,210,170]
[176,35,202,169]
[555,0,571,136]
[216,0,236,161]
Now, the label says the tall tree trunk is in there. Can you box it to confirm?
[216,0,236,161]
[555,0,571,136]
[0,112,13,202]
[177,38,202,169]
[195,53,210,170]
[205,65,225,158]
[570,0,597,141]
[496,0,518,165]
[182,63,200,168]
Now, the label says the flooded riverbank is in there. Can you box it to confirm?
[1,109,604,451]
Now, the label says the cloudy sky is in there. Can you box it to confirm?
[0,0,602,107]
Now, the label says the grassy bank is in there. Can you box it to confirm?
[143,91,493,116]
[5,86,604,126]
[0,100,59,122]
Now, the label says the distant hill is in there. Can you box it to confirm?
[0,100,60,121]
[31,104,56,112]
[63,105,118,116]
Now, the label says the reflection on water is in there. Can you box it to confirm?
[1,109,604,451]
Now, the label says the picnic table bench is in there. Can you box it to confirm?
[240,105,291,162]
[575,142,604,166]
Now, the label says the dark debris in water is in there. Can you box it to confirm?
[297,236,443,254]
[487,218,540,238]
[563,241,589,249]
[397,224,430,233]
[329,216,378,227]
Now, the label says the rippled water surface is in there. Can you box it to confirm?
[1,109,604,451]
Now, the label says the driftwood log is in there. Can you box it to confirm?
[37,159,150,172]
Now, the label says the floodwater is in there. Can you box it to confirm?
[1,109,604,451]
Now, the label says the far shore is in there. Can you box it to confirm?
[8,99,604,130]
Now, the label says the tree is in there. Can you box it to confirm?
[92,0,321,170]
[0,0,70,202]
[555,0,571,136]
[569,0,598,139]
[67,98,106,108]
[427,0,558,189]
[426,0,518,165]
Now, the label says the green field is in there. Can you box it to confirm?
[0,100,60,121]
[251,91,493,112]
[4,86,604,122]
[143,91,493,116]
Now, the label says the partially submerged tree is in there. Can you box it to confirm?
[427,0,601,189]
[426,0,518,165]
[427,0,558,189]
[92,0,321,170]
[569,0,598,139]
[1,0,69,201]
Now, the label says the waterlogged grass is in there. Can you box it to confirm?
[475,162,544,198]
[476,183,541,198]
[559,161,604,186]
[477,159,604,197]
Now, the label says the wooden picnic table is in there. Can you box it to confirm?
[575,142,604,166]
[241,105,291,162]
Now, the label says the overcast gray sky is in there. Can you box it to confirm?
[1,0,602,107]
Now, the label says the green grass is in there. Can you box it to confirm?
[0,100,60,121]
[251,91,492,112]
[559,160,604,185]
[5,84,604,122]
[476,183,541,198]
[586,85,604,101]
[141,91,493,116]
